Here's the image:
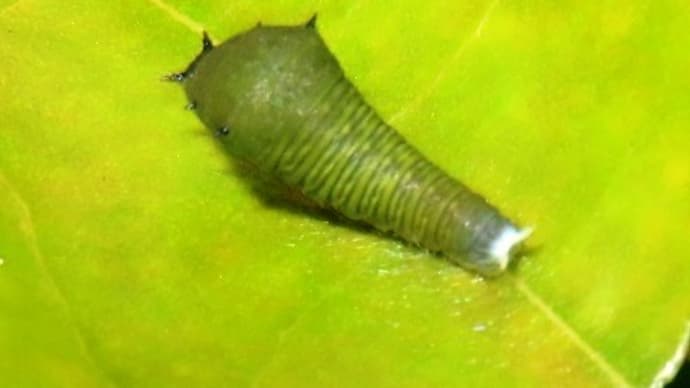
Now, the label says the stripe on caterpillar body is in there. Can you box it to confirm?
[169,17,531,277]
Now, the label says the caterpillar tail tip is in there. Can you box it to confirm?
[488,225,533,272]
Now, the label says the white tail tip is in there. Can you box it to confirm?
[488,225,533,271]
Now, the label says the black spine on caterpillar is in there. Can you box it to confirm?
[169,16,532,276]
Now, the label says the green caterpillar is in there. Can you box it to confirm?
[168,16,531,276]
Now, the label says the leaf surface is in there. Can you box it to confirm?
[1,0,689,386]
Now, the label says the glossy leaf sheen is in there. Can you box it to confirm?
[1,0,689,387]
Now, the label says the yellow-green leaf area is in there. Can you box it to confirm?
[1,0,688,387]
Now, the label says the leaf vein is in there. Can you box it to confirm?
[389,0,501,124]
[0,170,119,388]
[146,0,211,38]
[513,277,633,387]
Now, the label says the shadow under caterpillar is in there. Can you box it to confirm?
[167,15,532,277]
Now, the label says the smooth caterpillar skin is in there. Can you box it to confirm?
[169,16,531,276]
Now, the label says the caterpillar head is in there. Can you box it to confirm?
[167,15,334,160]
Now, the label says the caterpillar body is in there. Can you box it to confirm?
[169,16,531,276]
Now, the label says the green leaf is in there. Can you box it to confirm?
[1,0,689,386]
